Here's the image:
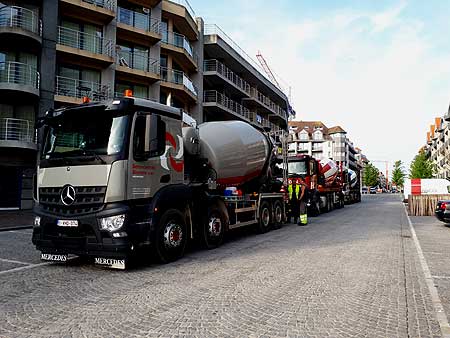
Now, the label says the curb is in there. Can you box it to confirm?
[0,225,33,232]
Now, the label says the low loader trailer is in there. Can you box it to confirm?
[32,96,286,269]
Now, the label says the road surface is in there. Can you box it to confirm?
[0,194,448,337]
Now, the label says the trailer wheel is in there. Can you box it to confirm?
[201,202,226,250]
[257,201,272,233]
[273,201,284,226]
[153,209,187,264]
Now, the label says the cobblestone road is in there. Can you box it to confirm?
[0,195,445,337]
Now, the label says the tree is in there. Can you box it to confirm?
[364,162,379,187]
[392,160,406,188]
[409,150,434,179]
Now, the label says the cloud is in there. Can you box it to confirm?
[204,0,450,171]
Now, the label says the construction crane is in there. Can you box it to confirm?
[256,51,296,118]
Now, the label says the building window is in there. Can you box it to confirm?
[313,130,323,141]
[116,82,148,99]
[299,130,309,141]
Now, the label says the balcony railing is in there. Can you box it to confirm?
[249,87,286,118]
[0,118,35,143]
[0,5,41,35]
[166,0,195,19]
[116,49,159,74]
[204,59,251,95]
[204,90,254,121]
[117,7,160,34]
[160,67,197,97]
[58,26,114,57]
[162,30,197,64]
[56,75,110,100]
[81,0,115,11]
[0,61,40,89]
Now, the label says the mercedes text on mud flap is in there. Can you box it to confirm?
[32,96,287,269]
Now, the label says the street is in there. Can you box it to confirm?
[0,195,449,337]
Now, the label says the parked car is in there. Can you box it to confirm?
[435,200,450,224]
[362,187,368,194]
[369,187,377,194]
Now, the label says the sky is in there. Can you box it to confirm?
[191,0,450,174]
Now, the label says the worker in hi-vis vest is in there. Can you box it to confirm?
[288,178,308,226]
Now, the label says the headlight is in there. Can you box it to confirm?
[99,214,126,232]
[34,216,41,227]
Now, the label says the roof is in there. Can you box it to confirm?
[288,121,329,137]
[328,126,347,134]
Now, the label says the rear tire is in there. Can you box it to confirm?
[257,201,272,233]
[153,209,187,264]
[273,200,284,227]
[201,202,226,250]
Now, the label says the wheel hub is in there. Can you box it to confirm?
[262,208,270,226]
[208,216,222,237]
[164,222,183,248]
[275,206,282,223]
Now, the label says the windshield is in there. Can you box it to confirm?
[42,108,130,161]
[288,161,307,176]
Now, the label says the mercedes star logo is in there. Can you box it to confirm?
[61,185,76,206]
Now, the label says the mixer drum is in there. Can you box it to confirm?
[198,121,270,186]
[319,158,338,186]
[348,169,358,188]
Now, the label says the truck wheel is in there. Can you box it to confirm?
[201,203,226,250]
[257,201,272,233]
[273,201,283,226]
[154,209,187,264]
[311,199,321,216]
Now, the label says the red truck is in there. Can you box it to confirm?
[287,155,345,215]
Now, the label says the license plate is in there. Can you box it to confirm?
[41,253,68,262]
[94,257,126,270]
[57,220,78,227]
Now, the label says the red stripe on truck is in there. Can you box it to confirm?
[411,178,421,195]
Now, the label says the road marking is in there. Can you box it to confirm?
[433,276,450,280]
[0,257,78,276]
[7,230,32,235]
[405,207,450,337]
[0,257,31,266]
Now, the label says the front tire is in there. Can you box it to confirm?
[153,209,187,264]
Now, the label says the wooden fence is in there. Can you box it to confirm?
[408,194,450,216]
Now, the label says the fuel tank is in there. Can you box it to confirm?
[196,121,271,186]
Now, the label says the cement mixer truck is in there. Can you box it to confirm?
[32,97,285,269]
[287,155,345,215]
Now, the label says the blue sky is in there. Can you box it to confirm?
[190,0,450,174]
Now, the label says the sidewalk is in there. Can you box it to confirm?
[0,210,34,230]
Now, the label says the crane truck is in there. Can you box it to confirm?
[32,96,286,269]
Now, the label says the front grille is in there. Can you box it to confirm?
[39,186,106,216]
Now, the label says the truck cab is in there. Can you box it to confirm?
[33,98,186,268]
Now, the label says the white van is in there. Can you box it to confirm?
[403,178,450,202]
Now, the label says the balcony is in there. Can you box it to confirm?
[55,75,111,104]
[161,30,197,71]
[0,118,36,150]
[116,49,160,83]
[57,26,114,66]
[0,61,40,97]
[203,59,250,98]
[59,0,115,24]
[0,6,41,44]
[162,0,198,41]
[243,87,287,120]
[117,7,161,44]
[203,90,254,123]
[160,67,197,102]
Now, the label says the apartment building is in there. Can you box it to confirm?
[203,25,289,132]
[425,116,450,179]
[0,0,203,209]
[288,121,362,172]
[0,0,289,210]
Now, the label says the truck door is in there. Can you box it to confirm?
[127,112,184,201]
